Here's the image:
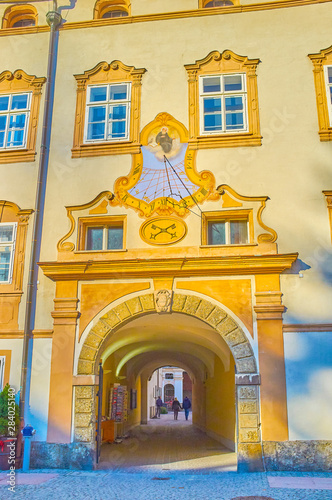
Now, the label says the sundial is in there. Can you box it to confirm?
[114,112,217,219]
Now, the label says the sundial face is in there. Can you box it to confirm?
[114,113,217,218]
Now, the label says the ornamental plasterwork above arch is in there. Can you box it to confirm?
[114,112,219,218]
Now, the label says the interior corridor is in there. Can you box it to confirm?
[98,413,237,472]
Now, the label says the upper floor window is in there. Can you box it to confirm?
[165,373,174,379]
[78,215,126,251]
[202,209,253,246]
[309,46,332,142]
[2,4,38,29]
[85,84,131,143]
[0,70,46,164]
[199,74,247,135]
[0,223,17,283]
[185,50,261,149]
[0,93,31,149]
[93,0,130,20]
[73,61,146,157]
[204,0,234,7]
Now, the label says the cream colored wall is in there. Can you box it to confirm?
[0,339,22,390]
[205,354,235,449]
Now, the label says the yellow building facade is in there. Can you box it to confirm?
[0,0,332,471]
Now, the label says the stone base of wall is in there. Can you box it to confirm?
[31,442,94,470]
[263,441,332,471]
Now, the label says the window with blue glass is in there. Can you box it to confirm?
[199,74,247,134]
[0,223,16,283]
[86,225,123,250]
[0,93,31,149]
[207,219,248,245]
[85,83,130,142]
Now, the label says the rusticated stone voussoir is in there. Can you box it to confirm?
[75,386,93,399]
[90,320,112,338]
[232,342,253,359]
[224,327,247,346]
[206,307,227,328]
[216,316,238,335]
[140,293,155,311]
[196,300,215,320]
[84,332,103,350]
[80,345,98,362]
[172,293,186,312]
[77,359,94,375]
[113,302,131,321]
[102,310,120,329]
[126,296,143,316]
[183,295,201,315]
[236,356,257,373]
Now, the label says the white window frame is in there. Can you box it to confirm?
[207,219,249,245]
[199,73,248,135]
[324,65,332,127]
[0,222,17,284]
[0,356,5,391]
[85,224,123,251]
[0,92,31,150]
[84,83,131,144]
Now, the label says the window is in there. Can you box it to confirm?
[93,0,130,20]
[2,4,38,29]
[185,50,261,149]
[0,223,16,283]
[0,70,46,163]
[309,47,332,141]
[73,61,146,157]
[0,93,31,150]
[165,373,174,379]
[77,216,126,251]
[204,0,234,7]
[200,74,247,134]
[202,210,253,246]
[85,84,131,143]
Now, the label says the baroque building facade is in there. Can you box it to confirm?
[0,0,332,471]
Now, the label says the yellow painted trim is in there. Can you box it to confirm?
[93,0,131,19]
[323,190,332,242]
[309,46,332,141]
[72,60,146,158]
[139,217,188,246]
[0,70,46,164]
[39,253,298,281]
[200,0,240,6]
[185,50,261,149]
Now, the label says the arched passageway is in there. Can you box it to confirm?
[74,292,263,472]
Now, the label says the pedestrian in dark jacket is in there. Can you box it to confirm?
[172,398,182,420]
[156,396,163,418]
[182,396,191,421]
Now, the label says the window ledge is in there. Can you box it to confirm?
[189,133,262,150]
[72,141,141,158]
[74,249,127,254]
[200,243,257,248]
[319,129,332,141]
[0,149,36,164]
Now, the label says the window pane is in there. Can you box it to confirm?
[107,226,123,250]
[7,115,26,147]
[224,75,243,92]
[87,106,106,140]
[89,87,107,103]
[0,116,7,148]
[208,222,226,245]
[0,226,14,243]
[86,227,103,250]
[204,97,221,114]
[225,96,243,111]
[0,96,9,112]
[0,247,11,282]
[110,120,126,138]
[204,114,222,131]
[102,10,128,18]
[11,94,29,110]
[226,112,244,130]
[329,88,332,106]
[328,67,332,84]
[110,85,128,101]
[230,220,248,244]
[202,77,221,93]
[110,105,127,120]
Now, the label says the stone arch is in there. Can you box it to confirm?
[74,291,263,472]
[77,292,257,376]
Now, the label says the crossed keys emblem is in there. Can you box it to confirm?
[150,223,177,240]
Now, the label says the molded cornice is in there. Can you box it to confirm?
[39,253,298,281]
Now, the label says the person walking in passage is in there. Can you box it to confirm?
[156,396,163,418]
[172,397,182,420]
[182,396,191,421]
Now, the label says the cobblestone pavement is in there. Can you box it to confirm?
[0,415,331,499]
